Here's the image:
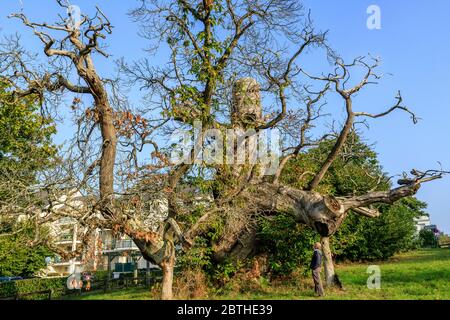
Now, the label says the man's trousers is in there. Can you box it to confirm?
[312,268,324,296]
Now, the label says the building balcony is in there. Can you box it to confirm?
[51,261,82,267]
[102,239,139,253]
[54,239,82,245]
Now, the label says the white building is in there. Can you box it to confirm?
[40,190,166,277]
[414,215,432,233]
[38,190,88,277]
[42,217,85,276]
[100,230,159,274]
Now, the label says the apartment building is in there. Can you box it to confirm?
[41,190,164,277]
[414,215,432,233]
[42,217,84,276]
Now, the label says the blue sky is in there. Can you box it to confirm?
[1,0,449,233]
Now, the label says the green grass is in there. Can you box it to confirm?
[65,249,450,300]
[64,287,154,300]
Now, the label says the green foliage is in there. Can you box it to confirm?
[332,197,425,261]
[0,220,54,277]
[0,82,56,164]
[178,237,243,286]
[163,1,246,124]
[419,229,439,248]
[0,81,57,202]
[208,259,244,285]
[0,277,67,299]
[178,221,242,284]
[258,214,319,275]
[0,82,57,277]
[177,237,213,270]
[281,133,389,195]
[90,270,110,281]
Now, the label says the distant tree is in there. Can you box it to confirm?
[0,220,53,277]
[419,228,438,248]
[333,197,426,261]
[0,80,57,277]
[0,80,57,202]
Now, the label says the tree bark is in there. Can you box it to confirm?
[160,253,175,300]
[320,236,336,287]
[132,232,178,300]
[76,61,117,207]
[98,103,117,204]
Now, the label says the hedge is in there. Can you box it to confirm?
[0,277,67,299]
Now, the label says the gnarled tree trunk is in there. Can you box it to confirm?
[131,219,185,300]
[135,238,176,300]
[320,236,338,287]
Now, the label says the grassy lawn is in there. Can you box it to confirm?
[65,249,450,300]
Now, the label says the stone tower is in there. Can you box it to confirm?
[231,77,262,128]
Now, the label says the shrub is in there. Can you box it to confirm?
[221,270,269,295]
[0,277,67,299]
[419,229,438,248]
[332,198,423,261]
[91,270,109,281]
[258,214,319,276]
[173,268,209,299]
[0,220,54,277]
[177,237,213,271]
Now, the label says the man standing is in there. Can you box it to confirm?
[310,242,324,297]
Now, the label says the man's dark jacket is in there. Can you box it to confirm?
[310,249,322,270]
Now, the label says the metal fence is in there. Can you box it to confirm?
[64,275,160,298]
